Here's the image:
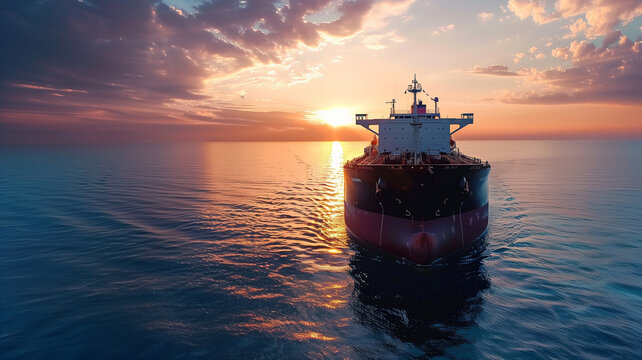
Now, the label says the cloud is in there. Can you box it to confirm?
[514,52,525,63]
[478,12,495,21]
[319,0,376,37]
[470,65,522,76]
[507,0,642,37]
[354,0,414,49]
[499,33,642,105]
[287,64,325,86]
[563,17,588,38]
[528,46,546,58]
[556,0,642,37]
[0,105,368,144]
[0,0,381,143]
[432,23,455,36]
[363,31,406,49]
[363,0,416,31]
[507,0,558,24]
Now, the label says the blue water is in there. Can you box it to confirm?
[1,140,641,359]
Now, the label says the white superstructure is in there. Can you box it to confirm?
[355,75,473,159]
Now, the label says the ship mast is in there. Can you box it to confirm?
[406,74,423,164]
[407,74,422,109]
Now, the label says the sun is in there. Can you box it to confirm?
[314,108,354,127]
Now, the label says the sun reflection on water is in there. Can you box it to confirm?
[209,142,354,349]
[330,141,344,170]
[318,141,346,248]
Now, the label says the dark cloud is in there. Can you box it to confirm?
[1,0,207,107]
[321,0,374,36]
[0,0,375,143]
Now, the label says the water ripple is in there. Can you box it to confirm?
[1,141,641,359]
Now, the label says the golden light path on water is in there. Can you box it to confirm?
[278,140,351,348]
[322,141,346,253]
[199,141,361,354]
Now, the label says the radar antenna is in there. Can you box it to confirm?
[430,96,439,114]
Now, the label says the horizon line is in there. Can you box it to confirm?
[1,136,640,147]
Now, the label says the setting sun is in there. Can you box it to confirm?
[314,108,354,127]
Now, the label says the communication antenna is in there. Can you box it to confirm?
[385,99,396,115]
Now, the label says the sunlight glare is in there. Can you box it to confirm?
[315,108,353,127]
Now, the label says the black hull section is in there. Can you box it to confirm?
[343,164,490,264]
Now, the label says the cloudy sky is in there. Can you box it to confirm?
[1,0,641,143]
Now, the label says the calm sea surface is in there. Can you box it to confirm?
[1,140,641,359]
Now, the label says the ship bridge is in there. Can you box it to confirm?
[355,75,473,156]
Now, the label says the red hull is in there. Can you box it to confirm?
[345,201,488,265]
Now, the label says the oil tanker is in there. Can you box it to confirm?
[344,75,490,265]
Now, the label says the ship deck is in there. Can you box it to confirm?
[345,151,489,168]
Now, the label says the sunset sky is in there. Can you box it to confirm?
[1,0,641,143]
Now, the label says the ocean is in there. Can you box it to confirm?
[1,140,641,359]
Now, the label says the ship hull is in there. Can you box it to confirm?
[344,164,490,265]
